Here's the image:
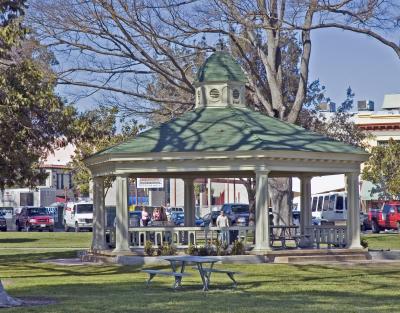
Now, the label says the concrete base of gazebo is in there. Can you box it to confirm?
[81,248,370,265]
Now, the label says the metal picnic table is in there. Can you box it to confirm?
[161,255,238,291]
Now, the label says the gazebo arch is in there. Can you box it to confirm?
[85,52,368,255]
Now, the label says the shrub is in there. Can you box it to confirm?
[231,240,245,255]
[213,239,228,256]
[144,240,154,256]
[187,244,198,255]
[361,238,368,249]
[157,242,177,256]
[198,246,209,256]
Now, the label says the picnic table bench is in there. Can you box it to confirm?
[193,267,239,289]
[142,269,191,289]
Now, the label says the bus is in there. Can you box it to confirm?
[311,192,347,223]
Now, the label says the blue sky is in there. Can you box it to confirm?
[309,29,399,110]
[58,28,399,114]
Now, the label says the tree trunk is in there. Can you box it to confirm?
[268,177,293,226]
[240,178,256,225]
[0,281,22,308]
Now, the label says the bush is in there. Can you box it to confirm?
[361,238,368,249]
[157,242,177,256]
[198,246,209,256]
[144,241,154,256]
[211,239,228,256]
[231,240,245,255]
[187,244,198,255]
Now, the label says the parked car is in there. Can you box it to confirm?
[129,211,142,227]
[16,207,54,232]
[202,211,221,226]
[171,212,203,226]
[220,203,250,225]
[63,201,93,232]
[0,213,7,231]
[368,201,400,233]
[360,212,371,231]
[166,207,184,220]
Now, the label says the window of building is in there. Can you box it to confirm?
[56,173,64,189]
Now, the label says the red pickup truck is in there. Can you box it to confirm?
[368,201,400,233]
[16,207,54,232]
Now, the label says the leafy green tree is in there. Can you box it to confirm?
[0,0,79,190]
[70,106,140,197]
[362,139,400,199]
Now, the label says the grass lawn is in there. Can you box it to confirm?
[0,232,91,248]
[0,233,399,312]
[362,233,400,250]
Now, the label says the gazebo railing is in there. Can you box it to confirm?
[125,226,255,249]
[305,225,347,248]
[104,225,347,250]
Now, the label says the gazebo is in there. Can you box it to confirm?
[85,52,368,256]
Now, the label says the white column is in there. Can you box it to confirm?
[254,170,271,252]
[207,178,212,210]
[183,178,195,226]
[300,176,312,247]
[346,172,362,249]
[300,176,312,232]
[92,176,107,251]
[113,176,130,253]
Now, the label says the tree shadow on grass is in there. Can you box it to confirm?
[0,238,38,244]
[8,278,400,313]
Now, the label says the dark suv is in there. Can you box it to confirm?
[220,203,250,226]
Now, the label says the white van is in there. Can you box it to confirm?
[311,192,347,222]
[63,201,93,232]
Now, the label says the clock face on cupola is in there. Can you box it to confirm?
[194,51,247,108]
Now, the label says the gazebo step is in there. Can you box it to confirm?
[274,253,370,264]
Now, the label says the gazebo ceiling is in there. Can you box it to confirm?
[89,106,367,159]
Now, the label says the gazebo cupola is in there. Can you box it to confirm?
[194,51,247,108]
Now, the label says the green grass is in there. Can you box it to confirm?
[0,232,400,312]
[0,232,91,248]
[363,233,400,250]
[1,250,400,313]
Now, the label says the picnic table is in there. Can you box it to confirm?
[142,255,238,291]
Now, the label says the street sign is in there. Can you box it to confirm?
[137,178,164,189]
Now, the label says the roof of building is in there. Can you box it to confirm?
[92,107,367,157]
[382,94,400,110]
[196,51,247,83]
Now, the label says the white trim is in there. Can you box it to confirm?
[85,149,368,167]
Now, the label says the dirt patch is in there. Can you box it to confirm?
[0,297,57,309]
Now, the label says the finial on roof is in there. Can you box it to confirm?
[216,37,225,51]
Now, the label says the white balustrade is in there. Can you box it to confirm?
[105,225,347,250]
[127,226,256,249]
[305,225,347,248]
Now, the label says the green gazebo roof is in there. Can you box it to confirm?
[93,107,367,157]
[196,52,247,83]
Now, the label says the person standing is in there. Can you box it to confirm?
[216,210,230,245]
[141,207,149,226]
